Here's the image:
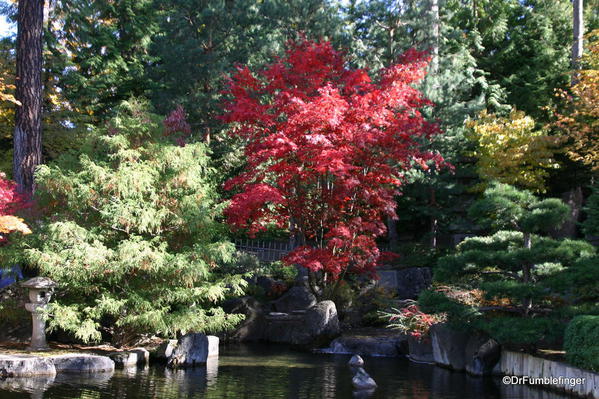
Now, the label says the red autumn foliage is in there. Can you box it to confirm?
[0,173,28,217]
[163,105,192,146]
[221,39,444,280]
[0,173,31,241]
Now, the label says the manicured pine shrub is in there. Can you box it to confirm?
[564,315,599,371]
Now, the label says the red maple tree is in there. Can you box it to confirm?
[221,39,444,282]
[0,173,31,241]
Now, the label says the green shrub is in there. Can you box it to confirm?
[477,317,565,348]
[266,261,298,283]
[564,315,599,371]
[227,251,262,275]
[321,281,356,313]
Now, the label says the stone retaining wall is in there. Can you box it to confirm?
[500,350,599,398]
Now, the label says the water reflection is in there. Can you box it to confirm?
[0,375,54,399]
[0,344,579,399]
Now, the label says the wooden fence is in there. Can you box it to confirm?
[234,239,295,263]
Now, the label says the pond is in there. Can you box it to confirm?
[0,344,573,399]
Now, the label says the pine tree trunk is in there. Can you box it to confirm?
[14,0,45,195]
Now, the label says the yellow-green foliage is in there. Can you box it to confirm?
[0,100,246,344]
[557,30,599,171]
[467,109,561,192]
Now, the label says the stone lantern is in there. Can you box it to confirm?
[21,277,57,351]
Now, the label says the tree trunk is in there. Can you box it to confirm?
[522,232,533,316]
[387,217,399,249]
[429,186,438,248]
[14,0,45,196]
[572,0,584,84]
[554,187,583,239]
[430,0,440,73]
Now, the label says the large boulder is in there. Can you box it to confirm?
[464,333,501,376]
[292,300,340,346]
[430,323,500,375]
[430,323,469,370]
[263,300,340,347]
[222,296,266,342]
[407,335,434,363]
[168,333,219,367]
[272,286,317,313]
[395,268,432,299]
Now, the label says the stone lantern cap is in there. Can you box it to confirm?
[21,277,57,289]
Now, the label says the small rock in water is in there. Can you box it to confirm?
[352,367,377,390]
[348,354,364,367]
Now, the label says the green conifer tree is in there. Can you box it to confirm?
[421,183,595,346]
[0,100,246,344]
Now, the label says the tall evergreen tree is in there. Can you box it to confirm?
[48,0,159,118]
[148,0,348,138]
[449,0,573,118]
[345,0,506,246]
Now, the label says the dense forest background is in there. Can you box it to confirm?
[1,0,598,249]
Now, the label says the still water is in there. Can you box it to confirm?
[0,344,571,399]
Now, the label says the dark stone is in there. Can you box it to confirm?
[263,300,340,347]
[407,335,434,363]
[222,297,266,342]
[396,268,432,300]
[464,333,501,376]
[351,367,377,390]
[348,355,364,367]
[51,354,114,373]
[430,323,469,370]
[295,300,340,346]
[167,333,218,367]
[326,334,407,357]
[108,348,149,368]
[272,286,317,313]
[430,323,501,375]
[154,339,178,361]
[255,276,278,294]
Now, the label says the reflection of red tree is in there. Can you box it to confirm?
[222,39,444,281]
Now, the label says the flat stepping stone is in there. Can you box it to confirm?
[0,354,56,377]
[0,353,114,377]
[51,354,114,373]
